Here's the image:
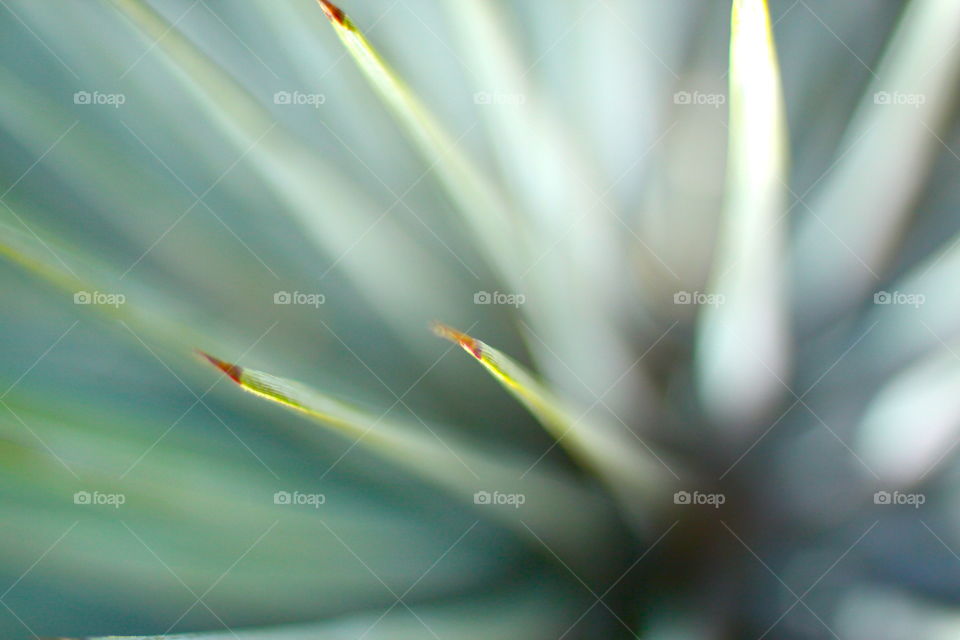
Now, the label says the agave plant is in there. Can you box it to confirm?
[2,0,959,638]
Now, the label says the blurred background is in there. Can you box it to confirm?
[1,0,959,638]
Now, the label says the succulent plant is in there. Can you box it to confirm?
[2,0,960,638]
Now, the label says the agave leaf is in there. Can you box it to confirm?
[1,212,338,432]
[444,0,652,416]
[318,0,653,420]
[578,0,692,205]
[313,2,647,412]
[432,323,675,517]
[0,65,275,305]
[0,217,221,354]
[107,0,463,346]
[2,208,607,559]
[695,0,790,429]
[856,233,960,376]
[314,1,527,280]
[445,0,614,275]
[60,587,565,639]
[836,585,960,639]
[792,0,960,329]
[0,399,497,620]
[841,225,960,387]
[198,351,616,561]
[856,344,960,485]
[0,215,288,395]
[0,218,84,300]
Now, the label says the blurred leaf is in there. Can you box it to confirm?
[857,344,960,484]
[444,0,651,415]
[198,351,616,560]
[57,586,566,639]
[433,323,675,518]
[109,0,463,346]
[0,218,224,355]
[318,1,656,418]
[861,234,960,373]
[0,65,275,306]
[315,0,526,279]
[0,398,495,621]
[792,0,960,328]
[696,0,790,429]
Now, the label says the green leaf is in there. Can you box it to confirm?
[56,586,566,639]
[443,0,648,412]
[314,1,527,281]
[0,395,495,620]
[857,344,960,484]
[433,323,677,520]
[696,0,790,429]
[107,0,464,347]
[792,0,960,328]
[198,350,617,561]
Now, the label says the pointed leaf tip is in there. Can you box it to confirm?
[317,0,346,25]
[198,350,244,384]
[431,323,674,515]
[432,322,483,360]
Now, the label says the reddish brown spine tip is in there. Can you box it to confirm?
[198,351,244,384]
[317,0,346,24]
[431,322,483,360]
